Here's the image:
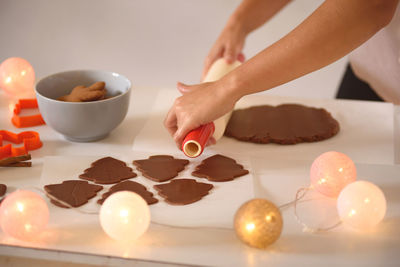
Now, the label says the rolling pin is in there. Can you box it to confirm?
[182,58,241,157]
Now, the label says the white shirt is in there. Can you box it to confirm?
[349,5,400,104]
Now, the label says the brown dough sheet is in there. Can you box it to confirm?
[224,104,339,144]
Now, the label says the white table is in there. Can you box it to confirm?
[0,87,399,267]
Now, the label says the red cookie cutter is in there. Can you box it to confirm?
[0,130,42,159]
[12,98,45,128]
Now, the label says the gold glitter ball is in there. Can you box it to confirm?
[234,198,283,249]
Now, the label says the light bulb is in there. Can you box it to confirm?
[310,151,357,198]
[99,191,150,243]
[0,190,49,241]
[0,57,35,99]
[234,199,283,249]
[337,181,386,230]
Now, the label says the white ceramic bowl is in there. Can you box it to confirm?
[35,70,131,142]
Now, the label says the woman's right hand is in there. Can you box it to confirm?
[202,20,246,80]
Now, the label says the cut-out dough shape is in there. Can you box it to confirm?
[133,155,189,182]
[44,180,103,208]
[154,178,213,205]
[97,180,158,205]
[79,157,137,184]
[192,154,249,182]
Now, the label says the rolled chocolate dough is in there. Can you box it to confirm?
[225,104,339,144]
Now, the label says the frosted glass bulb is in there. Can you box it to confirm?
[310,151,357,198]
[0,190,49,241]
[0,57,35,99]
[234,199,283,249]
[337,181,386,230]
[99,191,150,242]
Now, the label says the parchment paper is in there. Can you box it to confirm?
[39,151,254,229]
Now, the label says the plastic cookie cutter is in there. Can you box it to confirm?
[0,130,43,159]
[11,98,45,128]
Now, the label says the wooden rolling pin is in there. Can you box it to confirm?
[182,58,241,157]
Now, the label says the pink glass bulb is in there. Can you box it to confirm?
[0,57,35,99]
[0,190,49,241]
[310,151,357,198]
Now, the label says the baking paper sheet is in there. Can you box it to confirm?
[132,89,395,164]
[39,151,254,229]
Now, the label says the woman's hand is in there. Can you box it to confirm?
[201,0,294,80]
[164,80,239,149]
[202,21,246,80]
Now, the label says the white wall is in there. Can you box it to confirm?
[0,0,347,99]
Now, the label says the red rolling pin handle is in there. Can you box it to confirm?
[182,122,215,158]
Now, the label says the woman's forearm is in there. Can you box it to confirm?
[225,0,398,99]
[228,0,291,34]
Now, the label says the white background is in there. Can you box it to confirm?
[0,1,350,266]
[0,0,347,99]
